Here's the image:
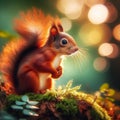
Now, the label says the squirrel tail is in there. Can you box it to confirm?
[14,8,62,47]
[0,39,28,94]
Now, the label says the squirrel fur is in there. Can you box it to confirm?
[0,8,79,94]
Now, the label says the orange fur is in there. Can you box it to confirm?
[0,39,27,94]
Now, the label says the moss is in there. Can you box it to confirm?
[7,94,21,104]
[56,98,78,116]
[1,81,111,120]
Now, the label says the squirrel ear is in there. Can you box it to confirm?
[50,26,59,36]
[58,24,63,32]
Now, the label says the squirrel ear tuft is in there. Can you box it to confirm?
[58,24,63,32]
[50,26,58,36]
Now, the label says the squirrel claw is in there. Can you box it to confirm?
[52,66,62,78]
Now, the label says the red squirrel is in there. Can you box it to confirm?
[0,8,79,94]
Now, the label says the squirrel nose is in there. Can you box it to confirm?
[73,47,79,53]
[71,47,79,53]
[74,47,79,52]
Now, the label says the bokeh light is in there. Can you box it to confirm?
[61,17,72,31]
[88,4,109,24]
[113,24,120,41]
[93,57,109,72]
[79,23,111,46]
[98,43,119,58]
[98,43,113,57]
[109,44,119,58]
[57,0,84,20]
[85,0,106,7]
[105,2,118,23]
[78,5,89,22]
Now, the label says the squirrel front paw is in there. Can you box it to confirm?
[52,66,62,78]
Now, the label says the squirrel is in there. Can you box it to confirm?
[0,8,79,94]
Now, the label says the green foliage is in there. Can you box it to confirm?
[7,95,21,105]
[47,80,81,99]
[9,95,39,117]
[56,98,78,116]
[91,103,111,120]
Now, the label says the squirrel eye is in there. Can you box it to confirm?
[60,38,68,46]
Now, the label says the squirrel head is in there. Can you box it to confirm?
[47,25,79,55]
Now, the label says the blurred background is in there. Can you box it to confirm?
[0,0,120,96]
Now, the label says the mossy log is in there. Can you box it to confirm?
[0,81,111,120]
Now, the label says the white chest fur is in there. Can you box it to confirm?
[39,55,62,90]
[52,55,62,69]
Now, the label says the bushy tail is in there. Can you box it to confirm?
[0,39,28,94]
[14,8,59,47]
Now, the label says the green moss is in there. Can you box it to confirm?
[56,98,78,116]
[4,81,111,120]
